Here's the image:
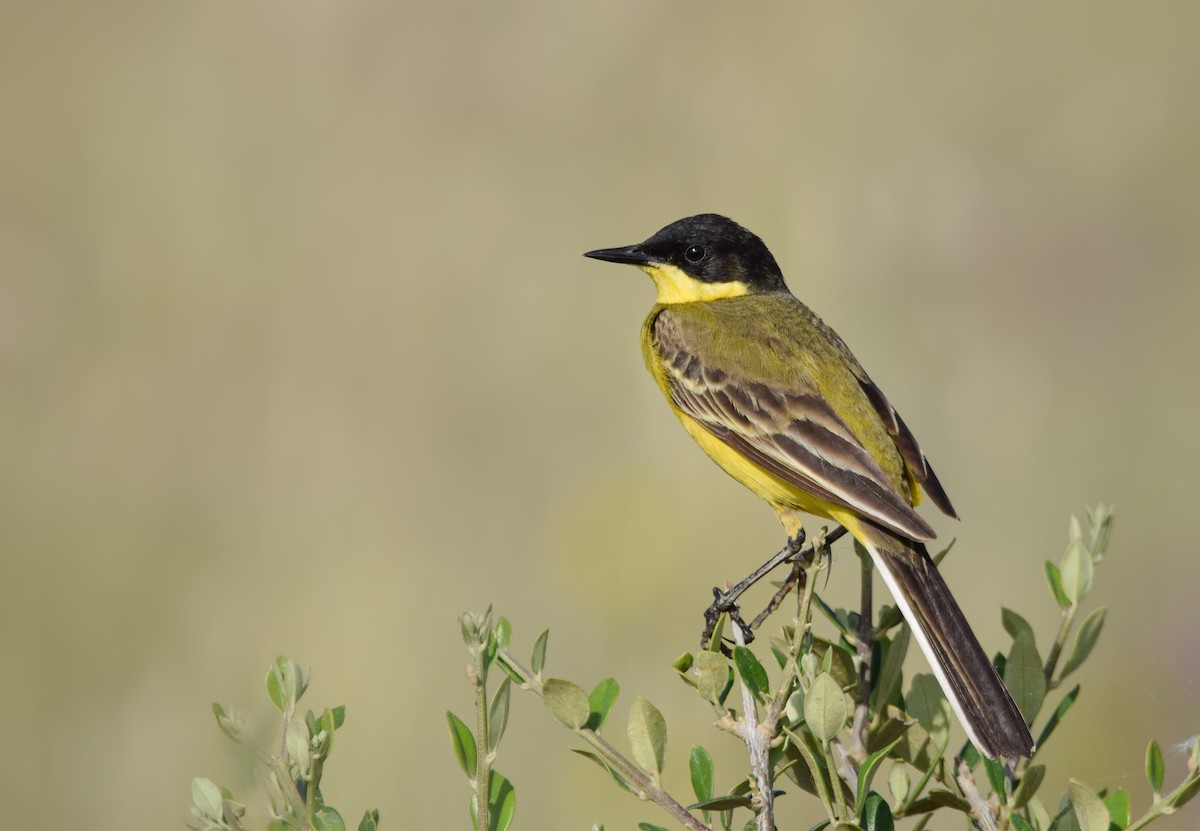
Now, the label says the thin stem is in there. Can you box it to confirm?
[471,645,493,831]
[849,547,874,765]
[956,758,998,831]
[496,650,709,831]
[1042,604,1078,687]
[822,739,850,822]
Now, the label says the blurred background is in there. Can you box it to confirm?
[3,2,1198,829]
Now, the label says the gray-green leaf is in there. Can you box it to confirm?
[531,629,549,676]
[1005,630,1046,724]
[1060,537,1093,604]
[1060,607,1106,679]
[906,674,950,747]
[1068,780,1109,831]
[489,677,511,748]
[694,650,728,707]
[628,696,668,775]
[191,777,224,820]
[803,672,848,743]
[689,745,714,803]
[542,678,590,730]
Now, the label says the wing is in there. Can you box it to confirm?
[856,374,958,519]
[652,310,938,542]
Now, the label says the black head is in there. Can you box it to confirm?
[584,214,788,294]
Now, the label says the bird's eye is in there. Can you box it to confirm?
[684,245,706,263]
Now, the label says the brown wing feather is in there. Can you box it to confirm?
[654,313,937,542]
[856,375,958,519]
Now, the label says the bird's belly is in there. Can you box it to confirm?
[673,409,835,521]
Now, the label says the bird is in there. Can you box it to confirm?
[583,213,1034,761]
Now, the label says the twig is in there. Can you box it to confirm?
[496,650,709,831]
[702,526,849,649]
[731,619,775,831]
[956,758,998,831]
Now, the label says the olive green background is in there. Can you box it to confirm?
[3,3,1198,829]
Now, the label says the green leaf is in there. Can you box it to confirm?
[586,678,620,731]
[446,711,477,777]
[637,824,669,831]
[531,630,549,676]
[1060,536,1093,605]
[1169,772,1200,810]
[693,650,729,706]
[266,657,288,712]
[1010,814,1035,831]
[1011,763,1045,810]
[572,749,637,795]
[1045,561,1070,610]
[212,703,244,743]
[1087,504,1114,558]
[689,745,715,803]
[542,678,590,730]
[470,770,517,831]
[1104,787,1130,829]
[1146,739,1164,793]
[1036,684,1080,748]
[330,705,346,729]
[494,617,512,649]
[688,794,754,811]
[313,806,346,831]
[1005,630,1046,724]
[873,627,909,714]
[191,777,225,820]
[490,770,517,831]
[906,788,970,814]
[803,672,848,742]
[1002,607,1036,645]
[861,792,894,831]
[1068,780,1109,831]
[887,761,909,804]
[906,674,950,746]
[628,696,668,775]
[733,646,770,703]
[357,810,380,831]
[856,737,903,816]
[489,677,512,748]
[1060,607,1107,679]
[984,757,1007,798]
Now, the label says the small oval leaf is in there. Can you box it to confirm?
[1060,538,1093,604]
[804,672,848,742]
[1044,561,1070,610]
[627,696,668,775]
[542,678,590,730]
[1068,780,1109,831]
[1005,630,1046,724]
[690,745,714,803]
[446,711,477,777]
[586,678,620,731]
[906,674,950,747]
[733,646,770,703]
[531,630,549,676]
[1060,607,1106,679]
[1146,739,1164,793]
[693,650,728,706]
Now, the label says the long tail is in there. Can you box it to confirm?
[851,520,1034,760]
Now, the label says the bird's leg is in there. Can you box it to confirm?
[700,526,848,652]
